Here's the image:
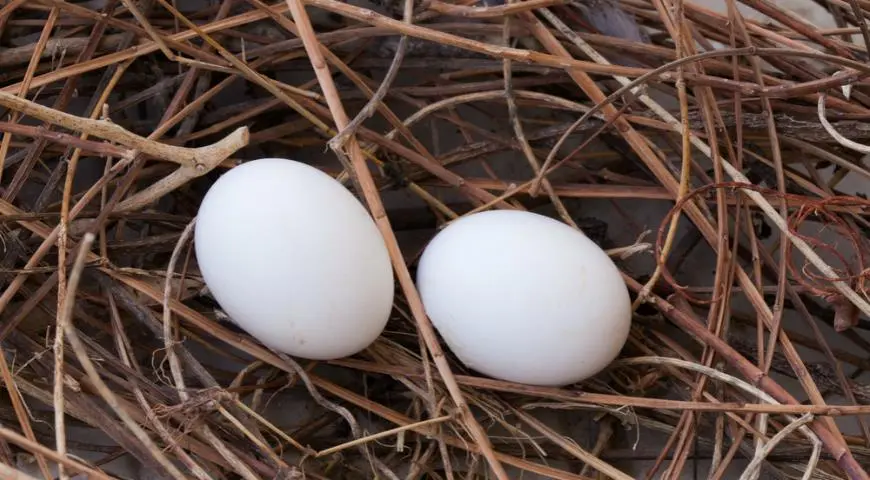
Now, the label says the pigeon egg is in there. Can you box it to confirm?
[415,210,631,386]
[194,158,394,360]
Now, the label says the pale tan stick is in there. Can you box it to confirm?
[61,234,188,479]
[15,13,65,480]
[232,400,312,455]
[56,50,128,480]
[316,414,453,458]
[54,260,69,480]
[818,90,870,154]
[119,0,174,59]
[738,413,817,480]
[284,1,509,478]
[216,406,290,470]
[57,71,129,480]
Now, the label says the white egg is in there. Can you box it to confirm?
[416,210,631,387]
[194,158,394,360]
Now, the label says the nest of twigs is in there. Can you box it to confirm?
[1,0,870,478]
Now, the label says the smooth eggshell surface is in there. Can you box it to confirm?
[416,210,631,386]
[194,158,394,360]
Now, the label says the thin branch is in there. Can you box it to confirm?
[0,90,248,168]
[818,89,870,154]
[61,234,188,479]
[316,414,453,458]
[328,6,410,150]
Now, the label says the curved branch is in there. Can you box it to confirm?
[817,92,870,154]
[115,127,248,211]
[0,90,249,168]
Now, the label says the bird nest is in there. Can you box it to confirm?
[0,0,869,479]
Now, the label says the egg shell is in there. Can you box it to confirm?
[194,158,394,360]
[415,210,631,387]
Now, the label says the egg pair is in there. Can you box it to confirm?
[195,158,632,387]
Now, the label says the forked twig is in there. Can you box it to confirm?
[0,91,248,169]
